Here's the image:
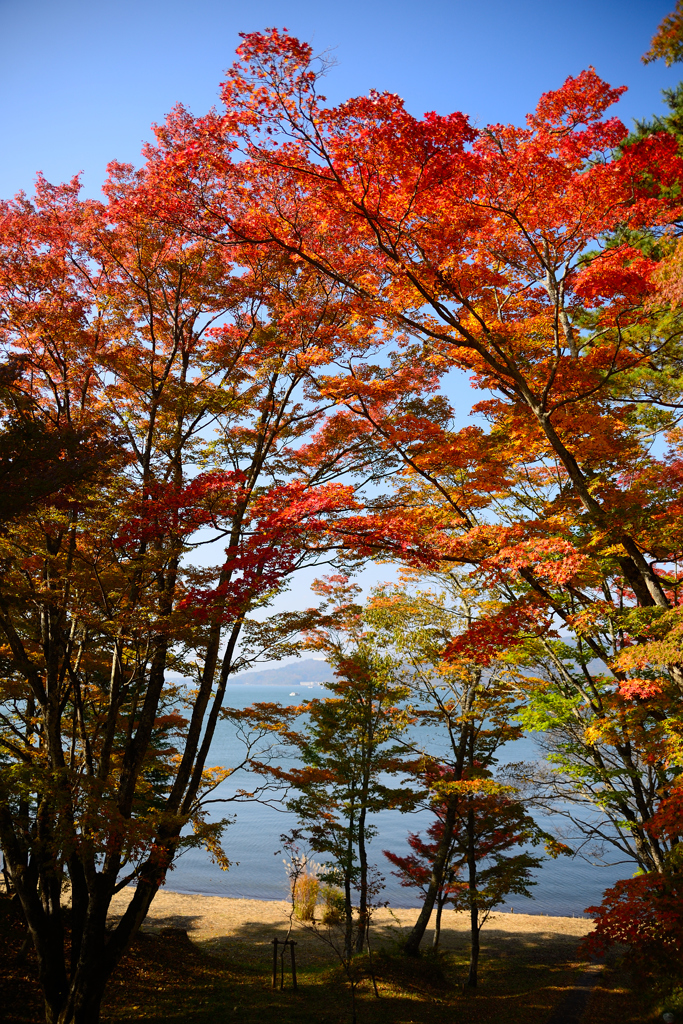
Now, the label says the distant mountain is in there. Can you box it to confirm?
[227,659,335,686]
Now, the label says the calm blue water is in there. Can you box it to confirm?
[166,684,627,917]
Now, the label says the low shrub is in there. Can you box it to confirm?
[293,870,320,921]
[320,884,346,925]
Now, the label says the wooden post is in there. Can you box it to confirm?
[272,936,298,991]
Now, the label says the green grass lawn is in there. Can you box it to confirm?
[0,895,651,1024]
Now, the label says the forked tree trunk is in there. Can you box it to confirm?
[403,794,458,956]
[48,958,109,1024]
[48,882,161,1024]
[9,847,169,1024]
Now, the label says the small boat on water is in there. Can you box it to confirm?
[289,691,298,696]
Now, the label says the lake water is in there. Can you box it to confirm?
[166,684,628,918]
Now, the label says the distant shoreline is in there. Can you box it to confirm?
[225,681,328,687]
[224,660,334,687]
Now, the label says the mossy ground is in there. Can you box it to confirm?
[0,894,652,1024]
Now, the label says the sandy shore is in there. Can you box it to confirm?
[107,889,593,960]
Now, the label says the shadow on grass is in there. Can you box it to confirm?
[0,894,650,1024]
[102,919,614,1024]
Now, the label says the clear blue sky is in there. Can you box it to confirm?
[0,0,679,200]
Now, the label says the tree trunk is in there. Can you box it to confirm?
[1,847,12,893]
[403,794,458,956]
[465,804,479,989]
[355,802,368,954]
[433,891,445,950]
[49,958,110,1024]
[466,903,479,989]
[344,868,354,961]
